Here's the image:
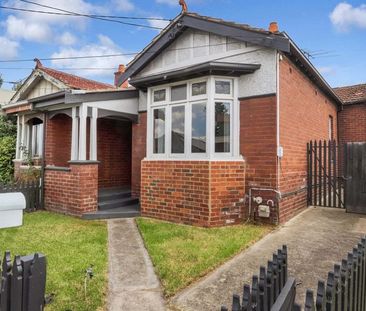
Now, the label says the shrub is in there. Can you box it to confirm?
[0,135,16,183]
[0,115,16,183]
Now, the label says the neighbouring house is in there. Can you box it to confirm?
[0,89,16,114]
[334,83,366,147]
[3,12,344,226]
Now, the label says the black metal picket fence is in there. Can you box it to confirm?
[0,179,42,210]
[221,246,297,311]
[307,140,344,208]
[0,251,47,311]
[303,236,366,310]
[222,237,366,311]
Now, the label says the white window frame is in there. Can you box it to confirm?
[146,76,240,160]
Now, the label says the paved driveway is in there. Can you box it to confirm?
[171,207,366,310]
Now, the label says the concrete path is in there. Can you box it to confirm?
[107,219,166,311]
[171,207,366,311]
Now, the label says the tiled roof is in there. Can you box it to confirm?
[35,59,114,90]
[185,13,281,36]
[333,83,366,105]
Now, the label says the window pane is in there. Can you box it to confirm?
[192,103,206,153]
[192,82,207,96]
[153,89,166,102]
[171,84,187,101]
[215,80,231,95]
[31,123,43,157]
[215,102,231,153]
[171,106,185,154]
[153,108,165,154]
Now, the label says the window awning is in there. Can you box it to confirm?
[129,61,261,89]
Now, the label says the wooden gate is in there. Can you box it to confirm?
[307,140,344,208]
[344,142,366,214]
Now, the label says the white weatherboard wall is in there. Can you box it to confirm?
[0,193,26,229]
[27,79,60,100]
[136,29,277,98]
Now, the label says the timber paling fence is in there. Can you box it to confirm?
[222,237,366,310]
[0,251,47,311]
[0,179,42,211]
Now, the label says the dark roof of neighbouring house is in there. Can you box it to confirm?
[35,59,114,91]
[333,83,366,105]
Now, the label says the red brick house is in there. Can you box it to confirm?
[334,84,366,147]
[4,12,343,226]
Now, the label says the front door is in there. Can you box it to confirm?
[345,142,366,214]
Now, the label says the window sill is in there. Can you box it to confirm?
[144,156,244,162]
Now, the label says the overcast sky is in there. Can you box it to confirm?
[0,0,365,89]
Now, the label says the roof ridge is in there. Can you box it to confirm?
[38,66,114,88]
[333,82,366,89]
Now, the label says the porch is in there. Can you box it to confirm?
[14,89,141,218]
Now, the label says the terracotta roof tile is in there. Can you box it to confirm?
[333,83,366,105]
[38,65,114,91]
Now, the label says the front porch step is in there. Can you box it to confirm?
[82,204,140,220]
[98,188,132,202]
[98,197,139,211]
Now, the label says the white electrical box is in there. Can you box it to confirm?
[277,146,284,158]
[258,205,270,218]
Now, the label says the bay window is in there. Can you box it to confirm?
[147,76,239,159]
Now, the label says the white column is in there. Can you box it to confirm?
[20,115,26,159]
[89,107,98,161]
[78,104,88,161]
[16,115,21,159]
[71,106,79,161]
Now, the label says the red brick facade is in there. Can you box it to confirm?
[131,112,147,198]
[278,56,338,222]
[239,95,279,223]
[44,163,98,216]
[141,160,245,227]
[97,118,131,189]
[45,114,72,167]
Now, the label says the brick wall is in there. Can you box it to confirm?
[131,112,147,197]
[279,55,338,222]
[240,94,278,223]
[45,114,72,167]
[141,160,245,227]
[44,163,98,216]
[338,103,366,174]
[97,118,131,189]
[338,103,366,145]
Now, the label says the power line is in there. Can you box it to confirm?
[5,0,165,30]
[0,44,265,63]
[0,67,117,70]
[1,4,170,21]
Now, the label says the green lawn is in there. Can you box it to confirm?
[136,218,271,296]
[0,211,108,311]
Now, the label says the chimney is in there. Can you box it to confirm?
[114,64,128,88]
[268,22,279,33]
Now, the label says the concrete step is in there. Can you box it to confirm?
[82,204,140,220]
[98,197,139,211]
[98,188,132,202]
